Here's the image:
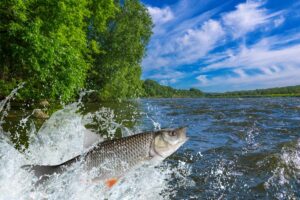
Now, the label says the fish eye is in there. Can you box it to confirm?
[168,131,176,136]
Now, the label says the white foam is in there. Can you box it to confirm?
[264,139,300,199]
[0,90,191,200]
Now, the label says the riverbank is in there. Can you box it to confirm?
[142,80,300,98]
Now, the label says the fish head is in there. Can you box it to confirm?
[151,127,188,160]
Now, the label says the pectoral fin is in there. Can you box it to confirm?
[105,178,118,188]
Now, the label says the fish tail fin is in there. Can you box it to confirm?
[22,155,79,185]
[22,164,62,184]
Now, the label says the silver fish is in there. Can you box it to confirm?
[23,127,188,187]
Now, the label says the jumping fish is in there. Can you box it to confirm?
[23,127,188,187]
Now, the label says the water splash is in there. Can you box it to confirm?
[264,139,300,199]
[0,83,24,132]
[0,89,191,200]
[0,83,24,113]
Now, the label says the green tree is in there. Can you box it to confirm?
[0,0,116,101]
[142,79,204,98]
[88,0,153,100]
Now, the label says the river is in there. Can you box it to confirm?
[0,93,300,199]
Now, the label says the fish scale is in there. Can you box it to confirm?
[84,132,155,179]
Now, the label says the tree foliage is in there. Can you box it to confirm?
[0,0,151,101]
[206,85,300,97]
[143,79,204,98]
[88,0,153,100]
[0,0,99,101]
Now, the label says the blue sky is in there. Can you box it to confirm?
[141,0,300,92]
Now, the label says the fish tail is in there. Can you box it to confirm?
[22,156,79,185]
[22,164,62,184]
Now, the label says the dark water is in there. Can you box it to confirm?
[137,98,300,199]
[1,97,300,199]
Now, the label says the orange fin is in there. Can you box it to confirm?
[105,178,118,188]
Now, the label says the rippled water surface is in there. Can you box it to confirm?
[1,94,300,199]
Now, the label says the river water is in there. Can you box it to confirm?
[0,91,300,199]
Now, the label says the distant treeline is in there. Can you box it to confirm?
[207,85,300,97]
[142,80,300,98]
[142,79,204,98]
[0,0,152,101]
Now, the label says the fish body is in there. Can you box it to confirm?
[84,131,155,179]
[23,127,188,186]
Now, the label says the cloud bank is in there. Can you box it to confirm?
[143,0,300,91]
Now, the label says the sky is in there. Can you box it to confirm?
[141,0,300,92]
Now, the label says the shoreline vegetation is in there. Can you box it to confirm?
[142,80,300,98]
[1,0,152,102]
[205,85,300,98]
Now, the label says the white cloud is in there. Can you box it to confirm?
[233,69,247,78]
[159,80,168,86]
[147,6,174,25]
[204,43,300,72]
[143,0,298,91]
[143,1,224,71]
[196,36,300,91]
[147,70,185,86]
[196,75,208,84]
[196,65,300,92]
[148,71,184,80]
[175,20,225,62]
[143,19,225,70]
[167,7,221,37]
[222,1,270,38]
[159,78,177,86]
[147,6,174,35]
[143,1,281,71]
[273,15,285,27]
[259,65,281,75]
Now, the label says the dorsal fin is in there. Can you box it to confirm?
[83,129,103,149]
